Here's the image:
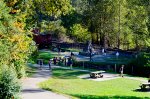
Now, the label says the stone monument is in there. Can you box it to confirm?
[83,41,92,52]
[79,40,94,56]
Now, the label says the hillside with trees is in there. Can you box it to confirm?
[0,0,149,98]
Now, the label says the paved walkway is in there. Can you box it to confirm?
[78,73,148,82]
[21,65,69,99]
[78,73,121,81]
[126,76,147,82]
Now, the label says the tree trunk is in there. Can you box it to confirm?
[96,32,99,44]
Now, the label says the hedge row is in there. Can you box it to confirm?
[73,56,150,77]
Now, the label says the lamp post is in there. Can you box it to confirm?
[132,55,137,74]
[115,52,119,72]
[89,48,92,61]
[83,61,84,69]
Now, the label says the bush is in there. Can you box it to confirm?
[73,61,117,71]
[0,67,21,99]
[130,52,150,76]
[73,61,134,75]
[28,49,39,64]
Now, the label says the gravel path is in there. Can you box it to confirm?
[21,66,69,99]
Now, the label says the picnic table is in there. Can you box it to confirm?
[90,71,105,78]
[140,83,150,90]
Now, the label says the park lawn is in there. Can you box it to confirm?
[40,68,150,99]
[37,51,62,64]
[61,48,81,52]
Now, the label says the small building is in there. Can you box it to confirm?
[32,28,52,49]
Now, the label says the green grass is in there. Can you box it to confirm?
[34,49,79,64]
[29,49,74,64]
[40,68,150,99]
[61,48,81,52]
[35,51,63,64]
[38,51,55,64]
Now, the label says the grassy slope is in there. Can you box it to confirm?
[40,68,150,99]
[34,51,62,64]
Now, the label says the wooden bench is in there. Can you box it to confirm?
[140,83,150,90]
[90,71,105,78]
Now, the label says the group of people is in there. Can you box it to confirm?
[48,57,64,69]
[37,59,52,70]
[38,55,74,70]
[52,57,62,65]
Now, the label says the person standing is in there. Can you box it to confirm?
[70,57,73,70]
[53,57,56,65]
[71,52,74,57]
[39,59,43,70]
[148,74,150,83]
[120,65,124,77]
[48,59,52,70]
[102,48,105,54]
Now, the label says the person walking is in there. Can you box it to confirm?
[48,59,52,70]
[120,65,124,77]
[39,59,43,70]
[53,57,57,65]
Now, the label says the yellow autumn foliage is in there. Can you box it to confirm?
[0,0,36,78]
[14,21,24,31]
[9,33,32,60]
[6,0,18,7]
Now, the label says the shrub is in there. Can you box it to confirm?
[28,49,39,64]
[73,61,133,75]
[73,61,116,71]
[0,67,21,99]
[130,52,150,76]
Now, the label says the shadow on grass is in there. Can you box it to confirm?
[71,94,150,99]
[134,88,150,92]
[52,68,89,79]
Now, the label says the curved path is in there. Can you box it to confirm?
[21,65,69,99]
